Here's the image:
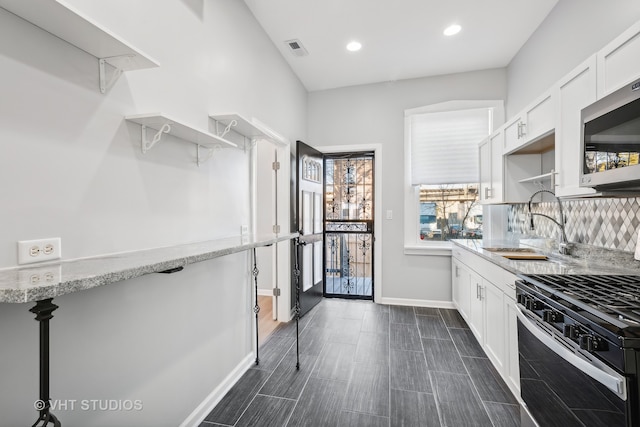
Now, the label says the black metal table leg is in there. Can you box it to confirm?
[30,298,61,427]
[252,248,260,366]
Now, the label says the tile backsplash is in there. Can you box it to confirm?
[508,197,640,253]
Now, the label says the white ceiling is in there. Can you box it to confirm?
[243,0,559,92]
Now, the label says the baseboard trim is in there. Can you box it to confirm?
[257,288,272,296]
[379,297,455,309]
[180,353,254,427]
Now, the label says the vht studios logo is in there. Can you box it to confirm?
[632,81,640,91]
[34,399,143,411]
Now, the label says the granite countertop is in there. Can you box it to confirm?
[0,233,298,304]
[451,237,640,277]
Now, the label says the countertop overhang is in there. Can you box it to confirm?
[0,233,298,303]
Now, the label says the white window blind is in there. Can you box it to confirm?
[410,108,491,186]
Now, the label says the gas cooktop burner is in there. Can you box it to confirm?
[519,274,640,325]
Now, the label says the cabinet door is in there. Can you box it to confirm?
[479,138,492,204]
[505,296,520,396]
[469,270,484,345]
[452,258,471,321]
[489,130,504,203]
[504,116,524,154]
[483,279,505,374]
[555,56,597,198]
[523,92,554,143]
[597,20,640,98]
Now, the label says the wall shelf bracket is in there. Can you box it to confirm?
[141,123,171,154]
[99,57,127,94]
[217,119,238,139]
[197,144,220,167]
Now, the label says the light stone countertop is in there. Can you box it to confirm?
[0,233,298,304]
[451,238,640,277]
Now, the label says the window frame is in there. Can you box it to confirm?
[403,100,504,255]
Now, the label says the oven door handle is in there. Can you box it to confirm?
[515,306,625,397]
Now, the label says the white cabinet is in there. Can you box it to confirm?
[451,247,520,399]
[597,20,640,98]
[479,130,505,204]
[469,270,484,344]
[483,278,506,373]
[555,56,598,198]
[504,91,555,155]
[452,257,471,321]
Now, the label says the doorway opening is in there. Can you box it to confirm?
[324,152,374,300]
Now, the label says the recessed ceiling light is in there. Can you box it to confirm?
[443,24,461,36]
[346,41,362,52]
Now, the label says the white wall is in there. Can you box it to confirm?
[0,0,306,425]
[507,0,640,116]
[307,69,507,303]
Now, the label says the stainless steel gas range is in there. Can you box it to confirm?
[516,274,640,427]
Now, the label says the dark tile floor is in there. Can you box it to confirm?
[201,298,520,427]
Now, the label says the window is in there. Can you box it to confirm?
[403,100,503,248]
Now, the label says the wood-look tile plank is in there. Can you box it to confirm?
[329,319,364,344]
[258,352,317,399]
[483,402,521,427]
[390,323,422,351]
[337,411,390,427]
[296,324,331,356]
[439,308,469,329]
[463,357,518,404]
[256,335,295,371]
[422,338,467,374]
[390,388,441,427]
[390,305,416,324]
[355,331,390,365]
[286,377,348,427]
[366,303,389,314]
[390,349,431,393]
[430,371,493,427]
[235,395,296,427]
[416,315,450,340]
[343,361,390,417]
[449,328,486,358]
[361,310,390,334]
[312,342,357,381]
[414,307,440,316]
[204,368,271,425]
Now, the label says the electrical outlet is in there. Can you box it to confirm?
[240,225,249,236]
[18,265,61,286]
[18,238,61,265]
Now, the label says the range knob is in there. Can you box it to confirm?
[563,324,578,339]
[525,299,543,311]
[543,310,564,323]
[580,335,594,352]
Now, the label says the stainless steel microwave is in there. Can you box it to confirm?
[580,77,640,191]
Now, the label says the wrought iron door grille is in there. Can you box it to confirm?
[325,155,374,298]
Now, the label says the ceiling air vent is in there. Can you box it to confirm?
[284,39,308,57]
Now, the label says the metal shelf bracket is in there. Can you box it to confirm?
[141,123,171,154]
[196,144,221,167]
[99,57,125,94]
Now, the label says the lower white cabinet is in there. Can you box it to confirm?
[451,247,520,398]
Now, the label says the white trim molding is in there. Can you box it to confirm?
[180,354,254,427]
[379,297,455,309]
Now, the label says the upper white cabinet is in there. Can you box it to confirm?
[555,56,598,198]
[479,129,505,204]
[504,91,555,155]
[597,20,640,98]
[0,0,159,93]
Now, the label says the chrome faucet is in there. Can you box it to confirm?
[527,189,571,255]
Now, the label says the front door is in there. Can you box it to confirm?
[294,140,325,316]
[324,153,374,299]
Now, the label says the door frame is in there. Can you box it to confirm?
[318,144,383,304]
